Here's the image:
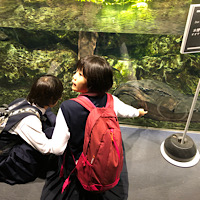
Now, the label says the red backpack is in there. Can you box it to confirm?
[60,93,123,193]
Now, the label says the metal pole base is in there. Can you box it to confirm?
[160,133,200,168]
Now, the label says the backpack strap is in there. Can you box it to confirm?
[105,93,114,109]
[7,107,40,119]
[60,143,77,193]
[72,93,114,111]
[7,98,26,110]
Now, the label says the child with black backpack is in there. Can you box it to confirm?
[41,55,147,200]
[0,75,63,184]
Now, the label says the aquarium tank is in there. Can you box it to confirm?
[0,0,200,131]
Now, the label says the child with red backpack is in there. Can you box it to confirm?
[41,55,147,200]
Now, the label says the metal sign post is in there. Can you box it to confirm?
[161,4,200,167]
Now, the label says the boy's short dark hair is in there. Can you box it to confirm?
[27,75,63,108]
[77,55,113,94]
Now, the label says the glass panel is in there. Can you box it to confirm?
[0,0,200,131]
[0,0,195,34]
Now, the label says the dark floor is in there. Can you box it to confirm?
[0,126,200,200]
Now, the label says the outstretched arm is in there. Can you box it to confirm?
[112,95,148,118]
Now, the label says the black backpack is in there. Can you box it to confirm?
[0,98,41,156]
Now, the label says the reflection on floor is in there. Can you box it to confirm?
[0,126,200,200]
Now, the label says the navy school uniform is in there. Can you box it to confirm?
[0,98,58,184]
[41,94,129,200]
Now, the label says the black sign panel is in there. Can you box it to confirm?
[180,4,200,54]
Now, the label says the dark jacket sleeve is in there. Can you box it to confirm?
[42,108,56,139]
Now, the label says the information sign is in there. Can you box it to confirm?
[180,4,200,54]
